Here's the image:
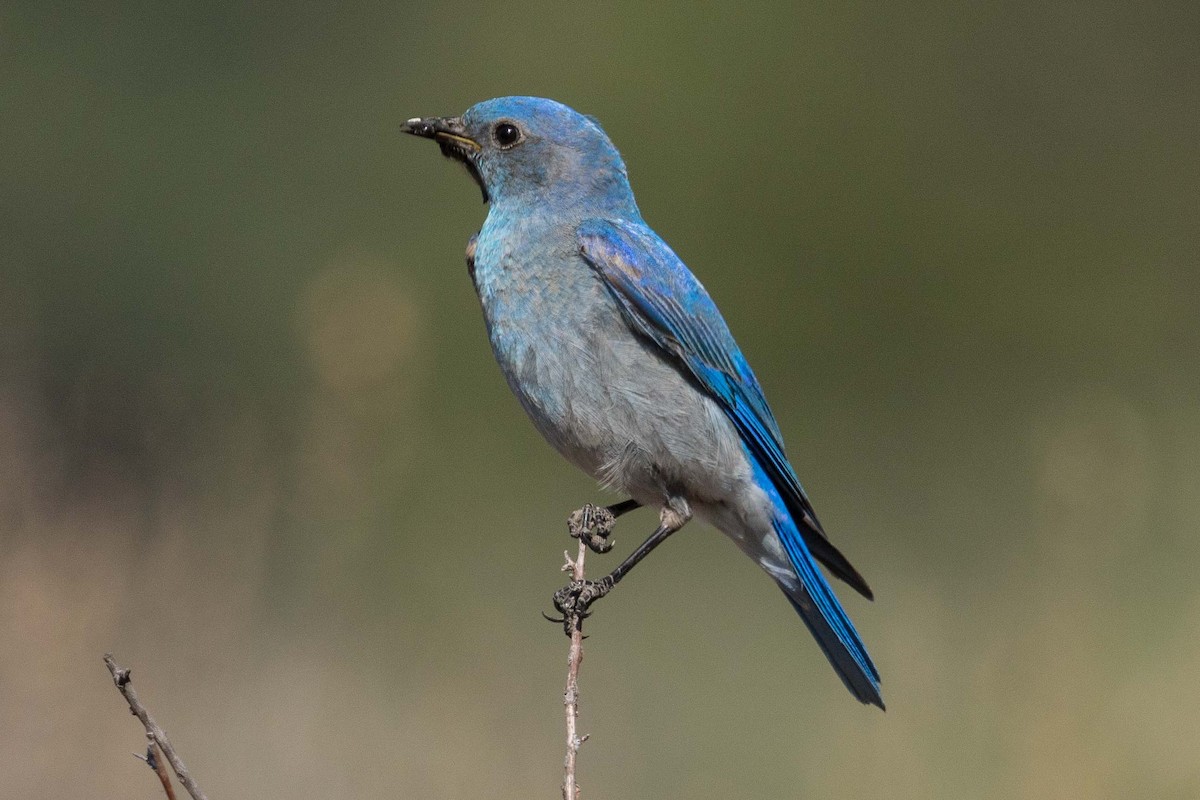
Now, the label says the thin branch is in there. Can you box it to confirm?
[561,541,588,800]
[103,653,209,800]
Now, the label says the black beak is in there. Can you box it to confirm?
[401,116,489,203]
[401,116,475,144]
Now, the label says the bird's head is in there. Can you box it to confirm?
[402,96,636,214]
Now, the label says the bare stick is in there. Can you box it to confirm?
[561,540,589,800]
[103,653,209,800]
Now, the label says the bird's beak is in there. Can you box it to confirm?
[401,116,488,203]
[401,116,480,151]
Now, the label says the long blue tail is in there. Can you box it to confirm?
[748,454,884,708]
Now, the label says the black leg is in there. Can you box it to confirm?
[607,498,641,517]
[551,503,690,635]
[567,499,641,554]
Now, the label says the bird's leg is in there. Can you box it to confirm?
[567,498,641,554]
[551,501,691,635]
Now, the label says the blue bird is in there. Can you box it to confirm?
[402,97,883,708]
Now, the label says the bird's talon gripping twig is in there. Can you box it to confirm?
[550,579,613,636]
[568,504,617,554]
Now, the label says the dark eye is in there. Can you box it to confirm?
[493,122,521,148]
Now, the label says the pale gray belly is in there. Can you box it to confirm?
[488,300,750,508]
[485,289,797,586]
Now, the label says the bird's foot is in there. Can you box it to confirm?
[568,503,617,554]
[545,578,615,636]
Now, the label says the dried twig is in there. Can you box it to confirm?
[103,653,209,800]
[561,540,589,800]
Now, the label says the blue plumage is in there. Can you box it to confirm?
[403,97,883,708]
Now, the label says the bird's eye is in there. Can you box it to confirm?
[493,122,522,148]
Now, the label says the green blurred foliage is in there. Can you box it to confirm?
[1,2,1198,798]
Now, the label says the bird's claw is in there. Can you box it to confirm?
[548,579,612,636]
[568,504,616,554]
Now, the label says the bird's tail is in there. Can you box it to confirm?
[748,455,884,709]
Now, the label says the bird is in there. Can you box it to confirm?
[402,97,883,708]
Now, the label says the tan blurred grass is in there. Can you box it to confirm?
[3,316,1200,798]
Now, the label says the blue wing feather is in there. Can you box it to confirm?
[578,217,882,707]
[577,218,873,598]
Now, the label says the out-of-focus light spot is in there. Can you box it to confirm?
[299,261,421,394]
[1034,388,1154,547]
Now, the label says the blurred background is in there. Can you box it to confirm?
[2,2,1198,798]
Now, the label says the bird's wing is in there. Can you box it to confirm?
[577,217,873,600]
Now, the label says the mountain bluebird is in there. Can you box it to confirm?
[402,97,883,708]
